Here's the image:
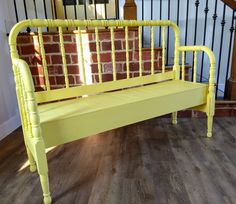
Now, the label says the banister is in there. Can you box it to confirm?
[221,0,236,10]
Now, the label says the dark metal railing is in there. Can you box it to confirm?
[138,0,235,99]
[13,0,119,24]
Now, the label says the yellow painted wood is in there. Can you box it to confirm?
[178,45,216,137]
[95,27,102,83]
[59,26,69,88]
[162,27,166,73]
[76,27,86,84]
[138,26,142,76]
[39,80,208,148]
[125,26,130,78]
[8,19,216,204]
[194,51,197,83]
[151,26,154,75]
[182,51,185,81]
[110,27,116,81]
[35,71,175,103]
[38,27,50,90]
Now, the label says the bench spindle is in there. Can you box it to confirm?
[58,27,69,88]
[182,51,185,81]
[193,51,197,83]
[138,26,142,77]
[38,27,50,90]
[95,27,102,83]
[151,26,154,75]
[162,27,166,73]
[77,27,86,85]
[125,26,130,79]
[110,27,116,81]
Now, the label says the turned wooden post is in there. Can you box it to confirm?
[226,19,236,100]
[123,0,137,20]
[223,0,236,100]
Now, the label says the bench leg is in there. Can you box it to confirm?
[207,115,213,138]
[172,112,178,124]
[26,146,37,172]
[40,174,52,204]
[34,139,52,204]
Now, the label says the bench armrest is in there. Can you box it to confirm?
[178,45,215,92]
[12,58,40,138]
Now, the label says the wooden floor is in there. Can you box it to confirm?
[0,117,236,204]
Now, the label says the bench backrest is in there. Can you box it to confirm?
[9,20,180,104]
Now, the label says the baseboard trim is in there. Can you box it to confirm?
[0,114,21,141]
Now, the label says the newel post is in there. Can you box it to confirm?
[226,17,236,100]
[123,0,137,20]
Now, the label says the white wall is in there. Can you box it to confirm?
[0,0,21,141]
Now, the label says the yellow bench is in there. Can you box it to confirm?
[9,19,215,204]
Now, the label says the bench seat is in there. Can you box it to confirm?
[39,80,208,148]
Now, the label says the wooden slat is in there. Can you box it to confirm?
[162,27,166,73]
[138,26,142,77]
[110,27,116,81]
[95,27,102,83]
[194,51,197,83]
[125,26,130,79]
[38,27,50,90]
[35,71,175,103]
[77,27,86,85]
[58,26,69,88]
[151,26,155,75]
[182,51,185,81]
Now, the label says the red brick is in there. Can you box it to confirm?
[91,64,98,73]
[68,75,75,85]
[71,55,79,64]
[89,42,98,52]
[92,53,111,63]
[87,33,95,41]
[51,55,71,64]
[122,40,134,49]
[74,75,83,85]
[17,35,32,44]
[49,76,56,85]
[21,56,31,65]
[36,55,51,65]
[67,65,80,74]
[43,35,52,42]
[102,73,113,82]
[129,62,139,71]
[64,43,77,53]
[56,76,65,85]
[115,51,132,61]
[117,73,129,80]
[134,38,139,49]
[98,32,110,41]
[35,86,45,92]
[30,66,44,76]
[143,62,160,71]
[20,44,40,55]
[115,31,134,39]
[44,44,60,53]
[102,41,122,51]
[48,65,63,75]
[53,35,72,42]
[103,63,123,73]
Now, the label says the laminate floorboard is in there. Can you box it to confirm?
[0,117,235,204]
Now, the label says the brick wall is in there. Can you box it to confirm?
[17,29,162,91]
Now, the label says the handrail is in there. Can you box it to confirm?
[221,0,236,10]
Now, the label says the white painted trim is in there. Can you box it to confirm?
[0,113,21,141]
